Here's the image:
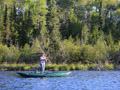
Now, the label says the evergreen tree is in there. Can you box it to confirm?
[17,9,33,47]
[3,5,12,46]
[0,5,4,43]
[9,4,19,45]
[46,0,62,63]
[110,12,116,38]
[99,0,104,31]
[30,0,48,39]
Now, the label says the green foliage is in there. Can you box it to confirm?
[89,26,100,44]
[59,64,70,71]
[0,0,120,65]
[23,66,31,70]
[0,64,97,71]
[53,65,59,71]
[61,37,81,63]
[0,44,10,63]
[9,46,20,63]
[80,45,95,64]
[81,25,89,45]
[69,64,75,70]
[19,43,31,63]
[90,12,99,30]
[67,9,82,38]
[0,32,2,43]
[57,0,75,9]
[113,41,120,54]
[104,62,114,70]
[45,64,54,70]
[94,38,107,63]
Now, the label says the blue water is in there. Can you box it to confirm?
[0,71,120,90]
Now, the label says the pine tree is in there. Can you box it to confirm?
[30,0,48,39]
[46,0,63,63]
[0,5,4,43]
[18,9,33,47]
[67,8,82,38]
[2,5,12,46]
[99,0,104,31]
[9,4,19,45]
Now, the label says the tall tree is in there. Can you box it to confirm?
[46,0,62,63]
[67,9,82,38]
[30,0,48,39]
[9,4,19,45]
[3,5,12,46]
[98,0,104,31]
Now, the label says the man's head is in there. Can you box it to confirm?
[41,52,45,56]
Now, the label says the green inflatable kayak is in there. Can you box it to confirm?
[17,72,71,77]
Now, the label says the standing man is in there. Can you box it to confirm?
[40,52,47,73]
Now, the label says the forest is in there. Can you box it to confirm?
[0,0,120,66]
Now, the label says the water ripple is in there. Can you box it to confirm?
[0,71,120,90]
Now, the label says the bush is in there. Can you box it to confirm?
[105,64,114,70]
[19,43,32,63]
[94,39,107,63]
[61,38,81,64]
[46,64,55,70]
[80,45,95,64]
[0,44,10,63]
[23,66,31,70]
[75,64,88,70]
[9,46,20,63]
[53,65,59,71]
[64,65,70,71]
[61,64,70,71]
[70,64,75,70]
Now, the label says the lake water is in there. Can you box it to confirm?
[0,71,120,90]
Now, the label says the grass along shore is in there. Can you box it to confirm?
[0,63,115,71]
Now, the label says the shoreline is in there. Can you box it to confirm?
[0,63,118,71]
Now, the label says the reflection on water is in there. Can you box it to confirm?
[0,71,120,90]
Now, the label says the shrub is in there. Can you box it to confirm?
[53,65,59,71]
[9,46,20,63]
[94,38,107,63]
[23,66,31,70]
[61,39,81,64]
[80,45,95,64]
[105,64,114,70]
[60,64,70,71]
[0,44,10,63]
[70,64,75,70]
[19,43,32,63]
[75,64,88,70]
[46,64,55,70]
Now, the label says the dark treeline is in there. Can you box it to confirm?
[0,0,120,66]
